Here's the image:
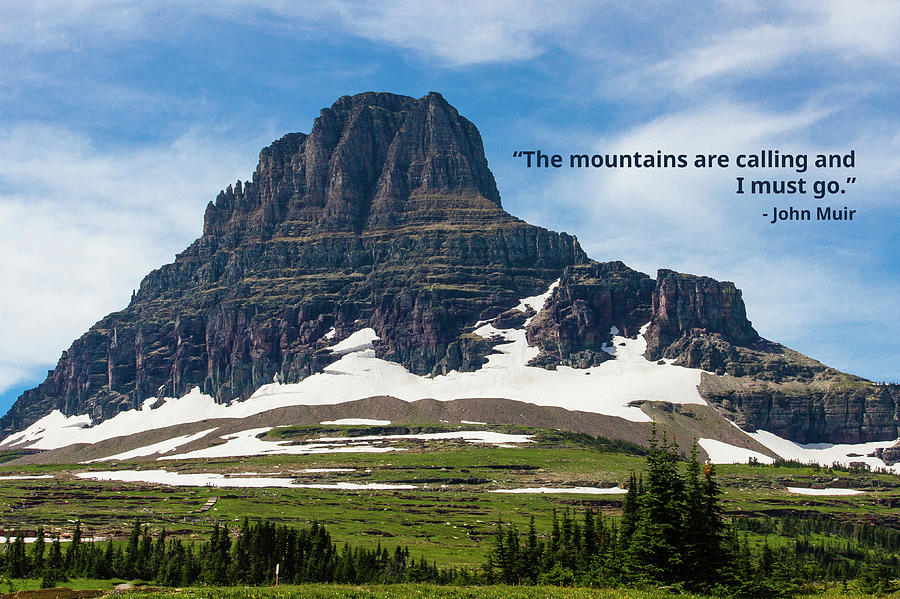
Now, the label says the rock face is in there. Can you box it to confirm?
[644,270,900,444]
[701,374,900,444]
[645,269,758,360]
[1,91,898,447]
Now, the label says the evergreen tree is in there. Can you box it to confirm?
[30,527,45,576]
[230,518,251,583]
[582,508,597,561]
[152,528,167,580]
[46,536,64,582]
[7,533,26,578]
[124,519,141,578]
[624,427,686,584]
[620,471,641,550]
[64,521,82,572]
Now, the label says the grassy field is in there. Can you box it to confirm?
[0,426,897,569]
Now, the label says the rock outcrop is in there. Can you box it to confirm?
[645,269,758,360]
[526,261,654,368]
[644,270,900,444]
[700,374,900,444]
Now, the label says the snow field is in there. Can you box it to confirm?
[320,419,391,426]
[786,487,864,496]
[156,427,532,460]
[490,486,627,494]
[75,469,415,490]
[748,429,900,474]
[698,438,775,464]
[84,427,219,463]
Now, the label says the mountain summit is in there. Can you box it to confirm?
[2,92,898,465]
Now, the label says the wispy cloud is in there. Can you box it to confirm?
[317,0,591,66]
[0,0,593,67]
[628,2,900,96]
[0,1,161,51]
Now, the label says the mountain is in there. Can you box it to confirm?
[2,92,898,466]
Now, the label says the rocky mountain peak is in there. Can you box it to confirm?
[203,91,505,241]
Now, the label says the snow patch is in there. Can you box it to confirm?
[161,427,408,460]
[786,487,865,496]
[327,328,379,355]
[0,475,54,480]
[0,536,103,544]
[460,420,486,425]
[320,418,391,426]
[161,428,529,460]
[84,428,219,463]
[323,326,337,340]
[1,410,92,449]
[698,438,775,465]
[76,469,414,490]
[748,430,900,473]
[313,430,532,445]
[2,388,229,451]
[516,279,559,320]
[298,468,356,473]
[491,486,627,494]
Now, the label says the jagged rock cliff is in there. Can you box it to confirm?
[1,91,897,447]
[642,271,899,444]
[526,261,654,368]
[645,269,758,359]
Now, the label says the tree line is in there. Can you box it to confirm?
[1,518,466,589]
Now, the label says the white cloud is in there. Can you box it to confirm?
[0,1,160,51]
[0,0,591,67]
[809,0,900,60]
[617,1,899,97]
[647,25,804,91]
[318,0,589,66]
[0,123,263,394]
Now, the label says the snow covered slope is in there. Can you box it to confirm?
[5,280,898,470]
[1,283,709,453]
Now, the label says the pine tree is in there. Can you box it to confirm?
[580,508,598,572]
[624,427,686,584]
[46,536,64,582]
[65,521,82,573]
[230,518,251,584]
[7,533,26,578]
[152,528,167,581]
[30,527,45,576]
[124,519,141,578]
[620,471,640,550]
[525,516,540,584]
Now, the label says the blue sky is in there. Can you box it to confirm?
[2,1,899,416]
